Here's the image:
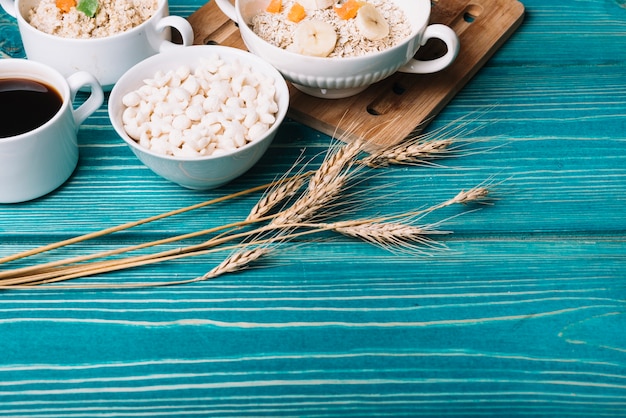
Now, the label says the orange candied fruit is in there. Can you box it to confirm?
[265,0,282,13]
[334,0,365,20]
[56,0,76,13]
[287,2,306,22]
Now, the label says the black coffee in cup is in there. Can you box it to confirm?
[0,78,63,138]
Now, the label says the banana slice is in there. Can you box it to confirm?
[292,20,337,57]
[298,0,334,10]
[355,3,389,41]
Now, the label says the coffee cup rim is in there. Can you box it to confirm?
[0,59,70,142]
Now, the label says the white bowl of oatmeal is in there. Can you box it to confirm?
[214,0,460,99]
[0,0,194,90]
[108,45,289,190]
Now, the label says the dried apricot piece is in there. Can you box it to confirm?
[266,0,282,13]
[287,2,306,22]
[334,0,364,20]
[56,0,76,13]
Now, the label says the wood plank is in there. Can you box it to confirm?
[2,0,626,416]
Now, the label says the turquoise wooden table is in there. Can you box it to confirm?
[1,0,626,416]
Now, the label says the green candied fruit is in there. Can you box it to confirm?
[76,0,98,17]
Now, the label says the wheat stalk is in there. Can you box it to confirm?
[0,220,244,281]
[360,106,502,169]
[450,187,491,205]
[307,139,364,191]
[0,180,285,266]
[333,221,448,253]
[0,170,315,282]
[0,222,281,286]
[202,247,271,280]
[246,172,307,222]
[360,138,454,168]
[271,139,365,225]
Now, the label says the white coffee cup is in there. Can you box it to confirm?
[215,0,460,98]
[0,58,103,203]
[0,0,194,90]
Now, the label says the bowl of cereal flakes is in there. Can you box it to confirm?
[214,0,460,99]
[0,0,194,89]
[108,45,289,190]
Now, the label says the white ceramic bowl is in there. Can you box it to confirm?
[108,45,289,190]
[215,0,459,99]
[0,0,194,90]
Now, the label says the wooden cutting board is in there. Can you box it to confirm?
[187,0,525,147]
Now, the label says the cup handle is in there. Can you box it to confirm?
[398,24,460,74]
[214,0,237,22]
[157,15,195,52]
[0,0,17,18]
[66,71,104,127]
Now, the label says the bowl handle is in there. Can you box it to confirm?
[214,0,237,22]
[157,15,195,51]
[398,24,460,74]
